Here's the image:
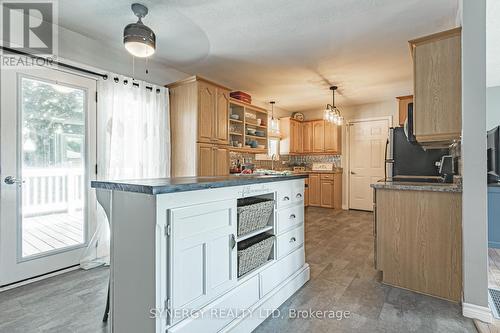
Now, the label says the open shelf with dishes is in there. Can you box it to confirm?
[229,98,268,153]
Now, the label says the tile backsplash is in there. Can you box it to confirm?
[229,152,341,171]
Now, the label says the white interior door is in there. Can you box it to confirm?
[349,119,389,211]
[0,66,97,286]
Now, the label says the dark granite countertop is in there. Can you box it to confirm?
[371,181,462,193]
[91,174,308,195]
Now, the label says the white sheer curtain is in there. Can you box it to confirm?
[80,74,170,269]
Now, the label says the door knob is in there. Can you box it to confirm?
[351,171,356,175]
[4,176,24,185]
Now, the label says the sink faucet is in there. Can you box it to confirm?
[271,154,277,171]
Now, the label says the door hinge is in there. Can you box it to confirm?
[95,164,98,175]
[165,298,171,310]
[165,224,171,237]
[95,91,98,102]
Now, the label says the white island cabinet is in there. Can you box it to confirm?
[91,175,309,333]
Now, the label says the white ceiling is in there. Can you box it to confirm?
[58,0,464,111]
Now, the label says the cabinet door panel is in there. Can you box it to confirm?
[325,122,341,153]
[214,146,229,176]
[198,82,216,143]
[308,174,321,206]
[414,34,461,142]
[320,180,334,208]
[215,89,230,144]
[169,199,237,324]
[198,144,214,176]
[312,121,325,152]
[302,122,313,153]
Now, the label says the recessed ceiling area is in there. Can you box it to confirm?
[58,0,462,111]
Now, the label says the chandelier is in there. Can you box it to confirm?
[324,86,343,125]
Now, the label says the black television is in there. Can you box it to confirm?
[488,126,500,183]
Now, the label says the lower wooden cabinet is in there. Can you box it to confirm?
[198,143,229,176]
[308,174,321,206]
[375,188,462,302]
[307,173,342,209]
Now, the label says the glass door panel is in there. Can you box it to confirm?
[21,78,87,258]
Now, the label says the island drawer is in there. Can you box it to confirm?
[260,246,305,297]
[277,180,305,208]
[276,225,304,259]
[168,275,259,333]
[277,205,304,234]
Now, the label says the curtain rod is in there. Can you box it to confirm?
[0,46,108,80]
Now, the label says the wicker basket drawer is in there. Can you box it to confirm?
[237,233,275,277]
[237,198,274,237]
[277,226,304,259]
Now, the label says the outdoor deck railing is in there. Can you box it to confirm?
[22,168,84,217]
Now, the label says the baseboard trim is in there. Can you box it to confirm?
[488,241,500,249]
[463,302,493,323]
[0,265,80,292]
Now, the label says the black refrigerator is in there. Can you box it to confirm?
[385,127,449,178]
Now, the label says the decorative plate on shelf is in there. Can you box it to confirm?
[292,112,304,121]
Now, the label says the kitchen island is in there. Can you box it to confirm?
[371,181,462,302]
[91,174,309,333]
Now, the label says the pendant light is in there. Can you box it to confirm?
[324,86,344,125]
[269,101,280,135]
[123,3,156,58]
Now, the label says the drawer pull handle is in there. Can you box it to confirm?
[289,237,296,243]
[290,214,296,219]
[296,193,302,198]
[283,196,290,201]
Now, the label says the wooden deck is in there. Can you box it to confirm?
[22,212,84,257]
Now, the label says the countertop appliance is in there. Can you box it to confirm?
[386,127,450,181]
[488,125,500,183]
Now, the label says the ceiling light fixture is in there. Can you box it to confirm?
[324,86,344,125]
[269,101,280,135]
[123,3,156,58]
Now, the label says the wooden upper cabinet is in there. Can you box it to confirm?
[215,89,230,144]
[396,95,413,126]
[198,82,216,143]
[302,122,313,153]
[312,121,325,152]
[410,28,461,144]
[324,121,341,154]
[291,120,303,153]
[168,76,232,177]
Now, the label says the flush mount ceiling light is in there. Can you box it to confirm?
[324,86,344,125]
[123,3,156,58]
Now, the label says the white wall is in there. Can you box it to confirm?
[461,0,490,319]
[487,86,500,130]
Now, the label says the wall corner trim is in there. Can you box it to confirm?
[463,302,493,323]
